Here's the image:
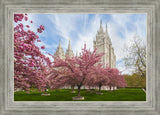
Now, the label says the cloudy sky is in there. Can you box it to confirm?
[23,14,146,74]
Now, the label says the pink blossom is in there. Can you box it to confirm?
[14,14,24,23]
[24,16,28,21]
[37,28,42,33]
[37,40,41,42]
[41,46,45,49]
[37,25,45,33]
[26,25,30,28]
[39,25,45,30]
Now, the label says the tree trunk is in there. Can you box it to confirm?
[110,86,112,91]
[77,85,81,97]
[99,85,101,93]
[113,86,115,91]
[71,85,74,91]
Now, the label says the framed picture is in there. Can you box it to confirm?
[13,13,146,101]
[0,0,160,115]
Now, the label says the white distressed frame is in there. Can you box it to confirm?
[0,0,160,115]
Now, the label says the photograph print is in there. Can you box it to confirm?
[14,13,146,101]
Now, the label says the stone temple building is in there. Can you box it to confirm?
[54,21,116,68]
[54,39,74,59]
[93,21,116,68]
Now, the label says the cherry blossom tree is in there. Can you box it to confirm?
[87,65,127,93]
[48,67,71,89]
[86,64,110,94]
[14,14,52,92]
[52,44,104,98]
[106,67,127,91]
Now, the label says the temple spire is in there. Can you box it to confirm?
[54,39,65,59]
[58,39,61,48]
[106,23,109,37]
[68,38,71,49]
[65,38,74,57]
[98,20,103,33]
[106,23,107,29]
[100,20,102,27]
[100,20,103,29]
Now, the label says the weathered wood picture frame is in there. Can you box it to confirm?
[0,0,160,115]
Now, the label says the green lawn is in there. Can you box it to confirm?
[14,88,146,101]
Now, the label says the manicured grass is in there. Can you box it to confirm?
[14,88,146,101]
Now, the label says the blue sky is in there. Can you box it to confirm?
[23,14,146,74]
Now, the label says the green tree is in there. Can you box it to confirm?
[124,74,146,88]
[123,35,146,89]
[124,35,146,78]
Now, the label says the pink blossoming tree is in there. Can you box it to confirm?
[86,64,110,94]
[52,44,104,99]
[14,14,52,92]
[105,67,127,91]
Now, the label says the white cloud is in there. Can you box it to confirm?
[47,14,83,50]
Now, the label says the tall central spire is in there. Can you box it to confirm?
[106,24,108,32]
[68,38,71,50]
[98,20,104,33]
[65,38,74,57]
[58,39,62,48]
[105,24,109,38]
[54,39,65,59]
[100,20,102,28]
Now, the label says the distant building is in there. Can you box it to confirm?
[93,21,116,68]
